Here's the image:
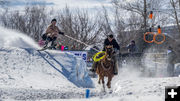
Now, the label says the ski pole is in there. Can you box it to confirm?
[64,35,100,52]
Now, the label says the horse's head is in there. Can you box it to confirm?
[105,45,114,60]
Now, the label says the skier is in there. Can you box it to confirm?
[42,18,64,49]
[90,34,120,75]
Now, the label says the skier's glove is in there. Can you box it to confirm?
[59,32,64,36]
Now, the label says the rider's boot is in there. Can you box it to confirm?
[90,62,98,72]
[113,57,118,75]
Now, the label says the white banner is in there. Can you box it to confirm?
[68,51,87,62]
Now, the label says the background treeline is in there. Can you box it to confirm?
[0,0,180,58]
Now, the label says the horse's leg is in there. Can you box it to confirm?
[98,75,101,84]
[107,76,112,88]
[102,76,105,92]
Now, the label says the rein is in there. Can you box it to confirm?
[101,54,113,71]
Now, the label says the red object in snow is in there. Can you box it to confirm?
[61,45,64,51]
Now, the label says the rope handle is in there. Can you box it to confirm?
[64,35,100,52]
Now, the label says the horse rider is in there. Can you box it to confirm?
[42,18,64,49]
[90,34,120,75]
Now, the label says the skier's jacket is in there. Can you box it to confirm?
[45,24,61,38]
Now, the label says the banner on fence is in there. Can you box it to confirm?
[69,51,87,62]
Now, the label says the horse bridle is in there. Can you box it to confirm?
[106,56,112,61]
[106,46,114,60]
[101,46,114,70]
[101,61,114,71]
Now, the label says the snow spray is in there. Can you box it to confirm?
[85,89,90,98]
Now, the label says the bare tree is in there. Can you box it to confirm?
[113,0,166,31]
[170,0,180,35]
[100,6,114,36]
[112,0,168,52]
[0,5,48,41]
[0,0,8,6]
[56,7,103,50]
[24,5,48,41]
[113,0,148,31]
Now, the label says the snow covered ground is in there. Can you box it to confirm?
[0,27,94,100]
[40,76,180,101]
[0,26,180,101]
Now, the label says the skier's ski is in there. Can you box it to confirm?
[37,46,54,51]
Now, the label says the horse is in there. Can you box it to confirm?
[96,45,115,90]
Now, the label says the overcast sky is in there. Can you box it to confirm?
[0,0,116,17]
[47,0,112,9]
[1,0,113,9]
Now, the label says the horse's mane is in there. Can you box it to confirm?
[100,45,114,70]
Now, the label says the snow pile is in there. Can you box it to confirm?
[39,50,94,88]
[70,56,94,87]
[0,26,94,90]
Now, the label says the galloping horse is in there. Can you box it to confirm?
[96,45,114,90]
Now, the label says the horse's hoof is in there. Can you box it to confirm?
[107,84,111,88]
[108,86,111,88]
